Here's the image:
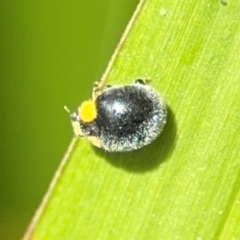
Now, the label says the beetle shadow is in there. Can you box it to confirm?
[93,106,177,173]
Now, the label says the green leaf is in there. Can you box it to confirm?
[24,0,240,239]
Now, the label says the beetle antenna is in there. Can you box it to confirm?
[64,105,71,114]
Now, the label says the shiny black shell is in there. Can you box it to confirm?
[80,83,167,152]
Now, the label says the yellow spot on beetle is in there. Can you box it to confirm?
[78,100,97,122]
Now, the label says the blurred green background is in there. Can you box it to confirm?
[0,0,138,239]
